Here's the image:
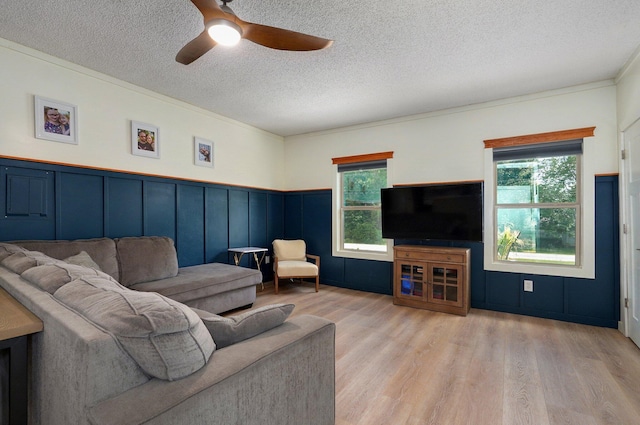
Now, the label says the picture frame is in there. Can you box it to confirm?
[131,121,160,158]
[34,96,78,144]
[194,137,214,167]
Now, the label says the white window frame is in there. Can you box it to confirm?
[483,128,596,279]
[332,155,394,262]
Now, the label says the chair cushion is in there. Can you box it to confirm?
[273,239,307,261]
[192,304,294,349]
[276,260,318,278]
[54,275,215,381]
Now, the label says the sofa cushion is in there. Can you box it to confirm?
[115,236,179,287]
[64,251,103,271]
[0,243,27,261]
[192,304,294,349]
[1,251,61,274]
[10,238,119,280]
[21,262,117,294]
[54,276,215,381]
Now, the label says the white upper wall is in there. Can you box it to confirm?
[0,39,285,190]
[1,38,621,193]
[284,82,618,190]
[617,49,640,131]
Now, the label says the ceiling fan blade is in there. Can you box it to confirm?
[189,0,226,21]
[176,30,217,64]
[239,21,333,51]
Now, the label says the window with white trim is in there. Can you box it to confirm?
[332,152,393,261]
[494,140,582,266]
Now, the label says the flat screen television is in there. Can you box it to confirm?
[381,182,483,242]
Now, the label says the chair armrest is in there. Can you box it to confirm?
[306,254,320,269]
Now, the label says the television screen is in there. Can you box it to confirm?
[381,182,483,242]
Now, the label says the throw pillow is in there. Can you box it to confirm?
[193,303,294,349]
[64,251,103,271]
[22,262,117,294]
[54,277,215,381]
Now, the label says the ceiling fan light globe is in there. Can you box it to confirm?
[207,20,242,46]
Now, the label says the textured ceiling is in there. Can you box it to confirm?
[2,0,640,137]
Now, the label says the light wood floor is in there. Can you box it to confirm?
[251,282,640,425]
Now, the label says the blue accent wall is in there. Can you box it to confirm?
[282,178,620,328]
[0,158,285,283]
[0,158,620,328]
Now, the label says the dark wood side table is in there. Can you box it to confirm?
[0,288,43,425]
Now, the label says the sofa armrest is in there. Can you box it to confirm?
[88,314,335,425]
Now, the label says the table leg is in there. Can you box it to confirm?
[252,252,266,291]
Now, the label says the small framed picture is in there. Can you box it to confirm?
[34,96,78,144]
[131,121,159,158]
[194,137,214,167]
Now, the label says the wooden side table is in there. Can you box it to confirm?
[0,287,43,425]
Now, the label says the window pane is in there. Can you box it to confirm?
[496,207,576,265]
[342,169,386,207]
[496,156,577,204]
[343,209,385,250]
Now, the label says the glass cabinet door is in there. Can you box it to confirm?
[398,263,424,298]
[428,265,462,307]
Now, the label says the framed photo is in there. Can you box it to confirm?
[34,96,78,144]
[131,121,159,158]
[194,137,214,167]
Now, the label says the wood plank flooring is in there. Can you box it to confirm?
[250,282,640,425]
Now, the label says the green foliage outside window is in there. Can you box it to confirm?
[496,155,578,264]
[342,168,386,246]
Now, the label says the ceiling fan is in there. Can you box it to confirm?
[176,0,333,64]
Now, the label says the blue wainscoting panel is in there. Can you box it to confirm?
[249,192,268,249]
[106,177,143,238]
[267,193,284,244]
[344,258,393,294]
[301,191,346,287]
[57,172,104,240]
[284,194,303,239]
[177,184,205,267]
[229,189,249,266]
[143,181,176,240]
[486,271,521,308]
[521,274,564,313]
[0,166,55,240]
[205,187,229,263]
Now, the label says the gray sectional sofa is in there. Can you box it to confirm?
[0,239,336,425]
[10,236,260,314]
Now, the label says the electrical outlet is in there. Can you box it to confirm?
[524,279,534,292]
[264,255,270,264]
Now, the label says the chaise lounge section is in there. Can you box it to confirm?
[10,236,260,314]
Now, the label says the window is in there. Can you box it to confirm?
[494,140,581,265]
[332,152,393,261]
[483,127,596,278]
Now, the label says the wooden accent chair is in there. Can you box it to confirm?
[272,239,320,294]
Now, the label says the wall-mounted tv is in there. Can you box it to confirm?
[381,182,483,242]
